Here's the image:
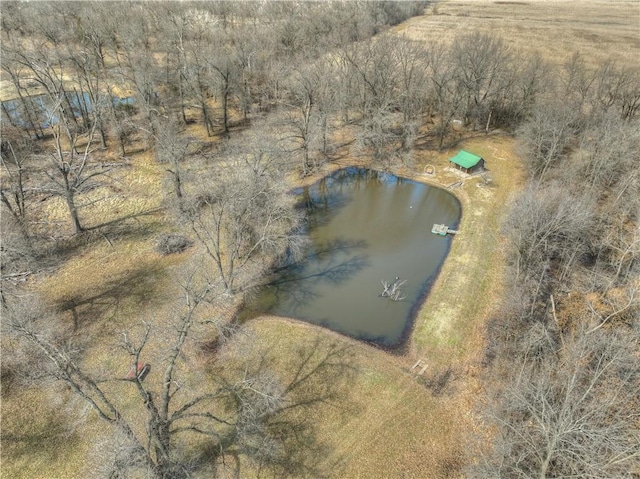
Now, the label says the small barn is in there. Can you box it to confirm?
[449,150,485,174]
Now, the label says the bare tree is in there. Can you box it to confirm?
[42,120,116,234]
[281,61,331,175]
[205,44,237,136]
[153,116,192,204]
[617,67,640,120]
[112,7,165,144]
[508,53,552,126]
[426,41,466,149]
[187,132,305,294]
[0,124,38,229]
[450,33,513,129]
[2,23,88,140]
[0,59,48,140]
[561,52,597,110]
[516,99,581,182]
[504,183,594,283]
[474,330,640,479]
[395,36,429,149]
[0,214,37,308]
[598,220,640,288]
[354,107,405,169]
[227,27,263,123]
[572,111,640,193]
[2,275,354,478]
[338,35,401,121]
[66,42,111,148]
[179,18,218,136]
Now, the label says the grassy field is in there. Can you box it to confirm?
[2,1,639,478]
[399,0,640,65]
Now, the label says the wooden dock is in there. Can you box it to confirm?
[431,224,458,236]
[412,359,428,376]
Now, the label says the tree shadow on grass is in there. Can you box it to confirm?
[419,365,458,397]
[260,334,359,478]
[1,393,80,476]
[54,261,170,335]
[84,207,162,234]
[40,208,165,273]
[192,334,359,478]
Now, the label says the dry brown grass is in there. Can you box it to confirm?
[1,385,88,479]
[245,317,468,478]
[408,134,525,358]
[397,0,640,65]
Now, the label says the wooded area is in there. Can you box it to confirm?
[1,1,639,478]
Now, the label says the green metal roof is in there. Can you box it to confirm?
[450,150,482,168]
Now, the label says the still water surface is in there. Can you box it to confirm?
[251,168,461,347]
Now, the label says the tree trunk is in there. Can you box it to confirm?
[222,86,229,134]
[119,133,127,157]
[75,86,90,130]
[65,189,83,234]
[201,100,213,137]
[170,169,183,200]
[97,116,108,148]
[178,72,188,125]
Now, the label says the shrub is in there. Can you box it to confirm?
[154,234,192,255]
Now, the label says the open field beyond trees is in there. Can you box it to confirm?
[1,1,639,478]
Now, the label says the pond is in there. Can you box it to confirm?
[248,167,461,348]
[1,92,135,129]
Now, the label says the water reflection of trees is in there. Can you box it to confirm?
[300,168,412,229]
[264,238,369,315]
[275,168,415,314]
[299,184,349,230]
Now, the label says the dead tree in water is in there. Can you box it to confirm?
[380,278,407,302]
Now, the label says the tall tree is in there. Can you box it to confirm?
[426,41,466,149]
[516,99,581,182]
[187,130,304,294]
[450,33,513,129]
[43,119,118,234]
[281,60,331,175]
[395,35,429,149]
[153,116,191,205]
[338,35,400,121]
[2,279,354,478]
[474,330,640,479]
[0,124,38,229]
